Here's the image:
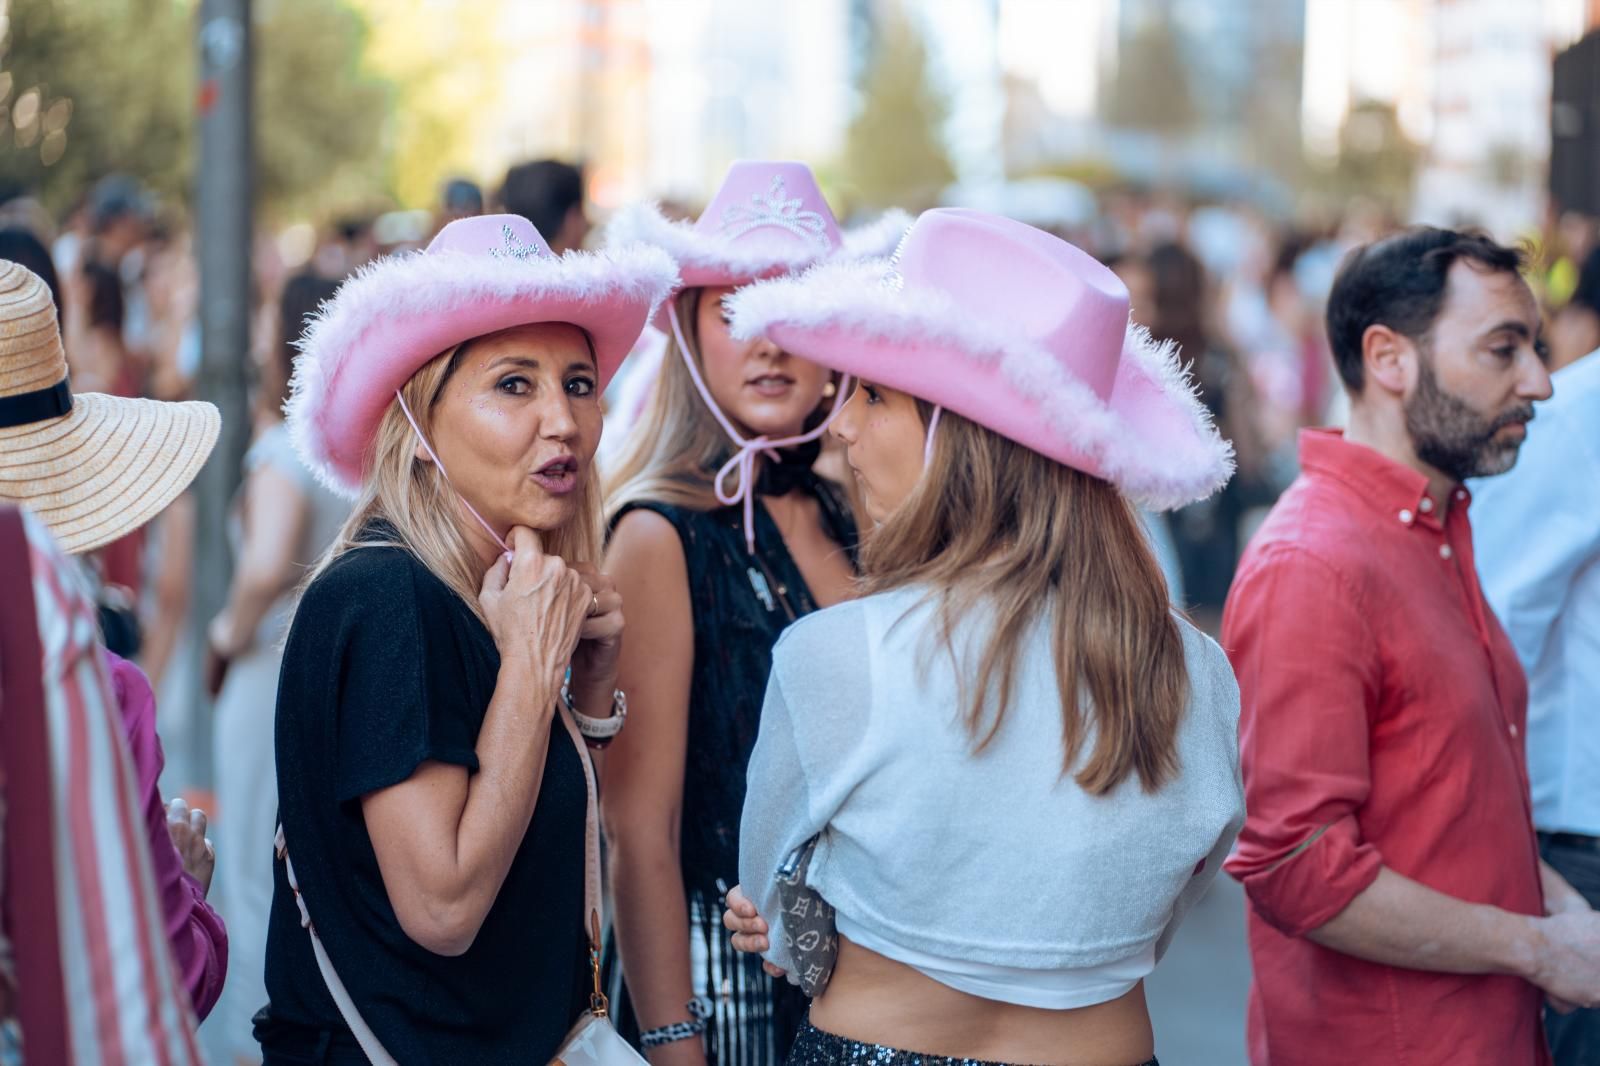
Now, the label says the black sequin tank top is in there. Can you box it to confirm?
[610,471,857,1065]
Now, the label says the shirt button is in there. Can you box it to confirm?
[1510,724,1520,738]
[1439,544,1453,560]
[1455,489,1468,501]
[1399,509,1414,524]
[1419,497,1434,513]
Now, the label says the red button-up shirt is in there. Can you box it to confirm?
[1222,430,1548,1066]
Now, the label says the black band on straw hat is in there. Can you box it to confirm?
[0,380,73,428]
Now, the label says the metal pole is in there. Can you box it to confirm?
[189,0,253,791]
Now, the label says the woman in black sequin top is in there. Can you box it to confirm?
[601,278,858,1066]
[596,160,914,1066]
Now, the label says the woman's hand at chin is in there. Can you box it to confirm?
[479,526,591,693]
[567,561,624,713]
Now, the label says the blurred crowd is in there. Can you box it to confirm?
[6,161,1600,1065]
[11,166,1600,680]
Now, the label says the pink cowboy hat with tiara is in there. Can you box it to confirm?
[604,160,910,330]
[727,208,1235,509]
[287,213,678,497]
[603,160,911,551]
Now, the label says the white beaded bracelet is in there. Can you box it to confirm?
[561,683,627,742]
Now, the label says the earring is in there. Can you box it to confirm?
[822,381,838,399]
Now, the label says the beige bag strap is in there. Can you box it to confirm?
[276,704,606,1060]
[275,823,400,1066]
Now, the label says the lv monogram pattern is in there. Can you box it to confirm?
[776,836,838,997]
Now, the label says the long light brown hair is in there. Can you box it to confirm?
[307,338,604,625]
[864,404,1187,795]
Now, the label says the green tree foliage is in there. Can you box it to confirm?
[255,0,392,217]
[839,2,955,211]
[0,0,392,219]
[0,0,193,212]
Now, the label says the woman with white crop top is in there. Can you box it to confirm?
[719,209,1246,1066]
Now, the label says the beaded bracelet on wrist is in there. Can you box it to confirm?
[638,997,712,1050]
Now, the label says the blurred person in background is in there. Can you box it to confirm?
[144,227,202,402]
[0,259,228,1020]
[601,161,904,1064]
[1545,212,1598,309]
[500,158,590,253]
[312,215,378,280]
[79,176,158,370]
[1472,254,1600,1066]
[439,177,485,229]
[1223,228,1593,1066]
[1143,241,1263,626]
[76,258,150,619]
[75,259,137,396]
[1548,246,1600,374]
[204,273,349,1066]
[1226,232,1334,484]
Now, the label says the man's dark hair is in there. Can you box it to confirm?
[87,174,152,234]
[442,178,483,214]
[496,159,583,240]
[334,215,374,243]
[1326,226,1525,392]
[271,272,341,412]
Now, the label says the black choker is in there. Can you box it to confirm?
[754,438,822,497]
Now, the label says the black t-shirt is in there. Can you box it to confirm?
[258,536,589,1064]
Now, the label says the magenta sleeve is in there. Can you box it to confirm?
[106,651,230,1020]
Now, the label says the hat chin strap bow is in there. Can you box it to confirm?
[668,301,850,554]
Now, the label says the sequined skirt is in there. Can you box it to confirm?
[786,1021,1159,1066]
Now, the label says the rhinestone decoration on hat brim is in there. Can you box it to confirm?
[719,175,833,249]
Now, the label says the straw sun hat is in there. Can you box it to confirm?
[0,260,220,554]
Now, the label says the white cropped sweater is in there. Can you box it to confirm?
[738,585,1245,1008]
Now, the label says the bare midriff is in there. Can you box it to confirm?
[806,937,1155,1066]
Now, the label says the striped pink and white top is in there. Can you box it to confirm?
[3,507,202,1065]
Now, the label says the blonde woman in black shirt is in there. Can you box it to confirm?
[260,215,674,1064]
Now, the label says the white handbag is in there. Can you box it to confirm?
[277,704,645,1065]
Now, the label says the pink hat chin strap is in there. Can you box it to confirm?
[924,405,942,468]
[668,301,850,554]
[395,389,513,560]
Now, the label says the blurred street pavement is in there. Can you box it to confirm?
[1146,873,1252,1065]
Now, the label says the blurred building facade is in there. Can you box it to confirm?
[1304,0,1590,236]
[352,0,1596,234]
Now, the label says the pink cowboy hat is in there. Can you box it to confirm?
[288,213,678,497]
[726,208,1235,509]
[604,160,910,330]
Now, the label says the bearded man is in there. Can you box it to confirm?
[1220,227,1600,1066]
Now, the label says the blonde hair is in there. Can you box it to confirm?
[604,289,729,515]
[864,406,1188,795]
[307,340,604,625]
